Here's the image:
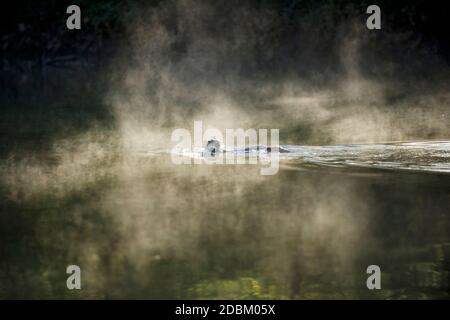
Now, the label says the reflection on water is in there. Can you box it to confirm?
[0,138,449,299]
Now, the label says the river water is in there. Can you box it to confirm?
[0,139,449,299]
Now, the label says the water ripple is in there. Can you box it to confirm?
[171,140,450,173]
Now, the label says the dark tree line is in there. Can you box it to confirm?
[1,0,449,83]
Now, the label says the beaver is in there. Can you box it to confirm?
[205,139,221,156]
[204,138,289,156]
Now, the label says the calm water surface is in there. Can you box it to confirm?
[0,140,449,299]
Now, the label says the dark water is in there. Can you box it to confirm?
[0,140,449,299]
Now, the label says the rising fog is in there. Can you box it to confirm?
[108,0,449,151]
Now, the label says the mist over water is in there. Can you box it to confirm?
[109,0,449,150]
[2,139,449,298]
[1,0,449,299]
